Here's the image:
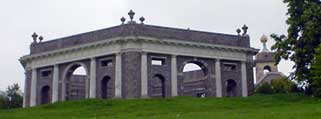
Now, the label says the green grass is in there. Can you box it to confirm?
[1,93,321,119]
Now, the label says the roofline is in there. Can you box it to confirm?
[39,23,246,44]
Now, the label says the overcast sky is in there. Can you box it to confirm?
[0,0,292,90]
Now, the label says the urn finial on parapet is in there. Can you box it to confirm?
[121,17,126,24]
[242,24,248,36]
[236,28,241,36]
[31,32,38,44]
[139,16,145,24]
[39,36,44,43]
[128,10,135,21]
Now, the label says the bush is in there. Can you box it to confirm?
[271,77,296,93]
[255,82,274,94]
[255,77,297,94]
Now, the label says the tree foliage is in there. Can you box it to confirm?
[0,84,23,109]
[311,44,321,97]
[271,0,321,90]
[0,92,5,109]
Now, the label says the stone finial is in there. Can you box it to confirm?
[121,17,126,24]
[242,24,248,36]
[236,28,241,35]
[139,16,145,24]
[260,34,269,52]
[260,34,268,43]
[128,10,135,21]
[31,32,38,44]
[39,36,44,43]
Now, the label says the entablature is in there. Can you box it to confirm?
[20,36,258,69]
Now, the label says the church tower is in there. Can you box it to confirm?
[255,35,279,83]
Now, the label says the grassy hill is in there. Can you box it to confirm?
[0,93,321,119]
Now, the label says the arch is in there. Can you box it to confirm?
[263,65,272,74]
[182,60,208,75]
[183,63,202,72]
[62,62,89,81]
[101,76,111,99]
[149,74,166,98]
[181,60,208,97]
[61,62,89,101]
[73,66,86,75]
[226,79,237,97]
[41,85,50,104]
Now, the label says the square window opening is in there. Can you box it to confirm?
[41,70,52,78]
[101,59,113,67]
[151,58,165,66]
[224,64,236,71]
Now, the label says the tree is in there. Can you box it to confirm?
[3,84,23,109]
[311,44,321,97]
[271,0,321,94]
[0,91,5,109]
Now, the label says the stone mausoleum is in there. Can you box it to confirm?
[19,10,258,108]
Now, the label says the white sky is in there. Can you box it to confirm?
[0,0,293,90]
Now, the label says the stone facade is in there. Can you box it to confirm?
[147,53,172,97]
[19,12,258,108]
[121,51,142,98]
[255,61,279,82]
[96,55,116,99]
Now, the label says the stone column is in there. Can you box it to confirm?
[115,53,122,98]
[171,55,178,96]
[89,58,97,98]
[23,71,28,108]
[215,59,222,97]
[141,52,148,98]
[30,68,37,107]
[61,80,65,101]
[241,61,248,97]
[52,64,59,103]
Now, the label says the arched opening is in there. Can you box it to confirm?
[226,79,237,97]
[182,62,207,97]
[101,76,111,99]
[263,65,272,74]
[150,74,166,98]
[63,63,88,101]
[41,86,50,104]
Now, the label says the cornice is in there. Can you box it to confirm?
[20,36,258,66]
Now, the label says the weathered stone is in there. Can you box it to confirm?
[20,17,258,108]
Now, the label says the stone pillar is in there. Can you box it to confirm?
[115,53,122,98]
[23,71,28,108]
[171,55,178,96]
[141,52,148,98]
[215,59,222,97]
[241,61,248,97]
[52,64,59,103]
[61,81,65,101]
[30,68,37,107]
[89,58,97,98]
